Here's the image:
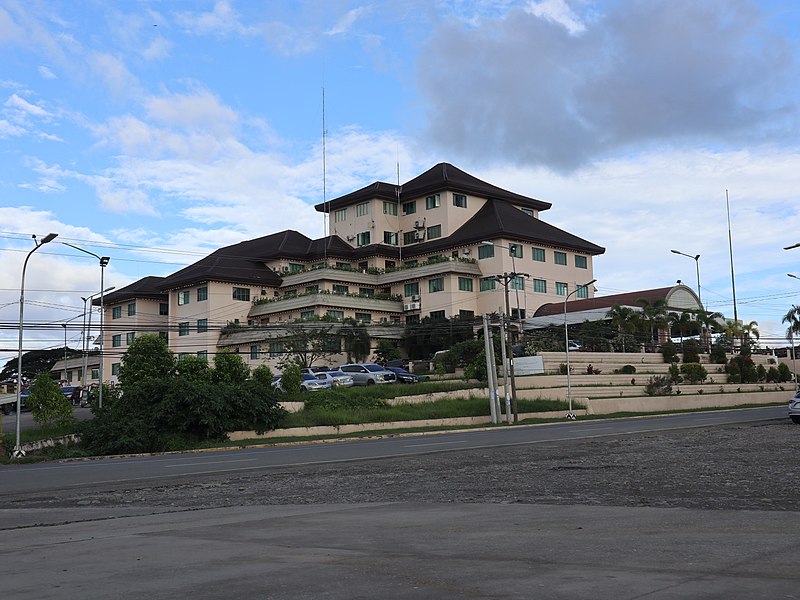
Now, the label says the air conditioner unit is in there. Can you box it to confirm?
[414,220,424,229]
[415,231,424,241]
[281,266,290,272]
[346,235,355,242]
[403,301,421,311]
[462,248,470,255]
[411,295,420,302]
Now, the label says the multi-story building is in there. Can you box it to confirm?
[99,163,604,379]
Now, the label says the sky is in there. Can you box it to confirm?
[2,0,800,366]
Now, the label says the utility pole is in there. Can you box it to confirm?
[482,315,498,424]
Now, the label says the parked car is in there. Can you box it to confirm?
[312,371,354,387]
[789,390,800,424]
[338,363,397,385]
[386,367,422,384]
[568,340,582,352]
[273,373,332,393]
[60,385,83,405]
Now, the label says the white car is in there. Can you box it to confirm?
[338,363,397,385]
[789,390,800,424]
[313,371,354,387]
[273,373,332,392]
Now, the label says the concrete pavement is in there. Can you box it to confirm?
[2,502,799,599]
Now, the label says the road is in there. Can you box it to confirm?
[0,404,92,436]
[0,405,785,496]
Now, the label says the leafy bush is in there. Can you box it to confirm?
[682,339,701,364]
[280,363,302,394]
[778,362,792,383]
[618,365,636,374]
[680,362,708,384]
[726,354,758,384]
[644,375,673,396]
[710,343,728,364]
[304,389,389,411]
[766,366,780,383]
[661,340,678,364]
[668,363,682,384]
[27,372,74,432]
[756,364,767,383]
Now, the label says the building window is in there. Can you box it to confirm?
[269,342,284,358]
[404,259,418,268]
[66,370,72,382]
[425,194,441,209]
[459,309,475,319]
[178,290,190,305]
[159,303,169,316]
[127,302,136,316]
[336,261,350,269]
[406,314,420,324]
[284,290,297,299]
[197,351,208,362]
[385,260,396,270]
[159,331,168,342]
[232,287,250,301]
[112,334,121,348]
[458,277,473,292]
[356,202,369,217]
[112,306,122,320]
[426,224,442,240]
[404,282,419,297]
[334,208,347,222]
[300,310,315,320]
[383,201,398,215]
[356,232,370,246]
[575,255,588,269]
[556,282,568,296]
[402,201,416,215]
[304,285,319,294]
[333,284,349,295]
[111,363,120,376]
[197,318,208,333]
[533,278,547,293]
[532,247,545,262]
[554,251,567,266]
[429,278,444,293]
[521,207,534,217]
[577,284,589,299]
[359,287,374,296]
[355,312,372,323]
[384,231,398,245]
[326,310,344,320]
[250,345,260,360]
[179,322,190,336]
[511,308,526,319]
[480,277,496,291]
[430,310,446,320]
[197,286,208,301]
[91,368,99,379]
[478,244,494,259]
[323,336,340,352]
[126,332,135,345]
[509,243,523,258]
[511,276,525,290]
[403,231,418,245]
[453,193,467,208]
[289,263,304,273]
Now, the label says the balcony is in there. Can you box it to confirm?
[249,290,403,319]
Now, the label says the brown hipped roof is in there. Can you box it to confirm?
[533,287,678,317]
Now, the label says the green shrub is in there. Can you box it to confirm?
[668,363,682,384]
[756,364,767,383]
[304,390,388,411]
[766,366,780,383]
[27,372,74,432]
[644,375,673,396]
[726,354,758,384]
[680,362,707,384]
[710,343,728,364]
[682,339,701,364]
[778,362,792,383]
[280,363,302,394]
[661,341,678,364]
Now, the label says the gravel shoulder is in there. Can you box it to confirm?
[6,416,797,512]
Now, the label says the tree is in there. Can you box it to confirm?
[668,311,695,348]
[782,305,800,345]
[373,340,401,365]
[27,372,73,432]
[636,298,668,349]
[278,323,339,369]
[0,348,80,384]
[175,355,212,383]
[693,310,724,353]
[212,351,250,385]
[118,334,176,390]
[280,363,302,394]
[606,305,638,352]
[340,319,371,363]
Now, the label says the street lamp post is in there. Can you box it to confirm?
[81,287,115,390]
[671,249,701,307]
[565,278,596,420]
[13,232,58,458]
[787,275,800,390]
[63,243,110,408]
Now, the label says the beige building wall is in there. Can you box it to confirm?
[103,297,168,384]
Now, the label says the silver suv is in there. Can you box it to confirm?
[337,363,397,385]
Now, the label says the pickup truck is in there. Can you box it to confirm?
[0,393,22,415]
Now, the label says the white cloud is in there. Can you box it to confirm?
[174,0,252,37]
[5,93,50,118]
[326,6,372,36]
[525,0,585,33]
[89,52,140,99]
[0,118,25,137]
[141,35,171,61]
[37,65,57,79]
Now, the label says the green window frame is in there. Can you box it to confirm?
[126,332,135,344]
[427,225,442,239]
[112,334,121,347]
[509,243,523,258]
[511,276,525,290]
[127,302,136,316]
[533,278,547,293]
[305,285,319,293]
[356,232,370,246]
[532,247,545,262]
[159,303,169,315]
[453,193,467,208]
[300,310,315,320]
[250,345,260,360]
[402,201,416,215]
[197,286,208,301]
[428,278,444,293]
[430,310,446,320]
[556,282,568,296]
[359,287,374,297]
[334,208,347,222]
[326,310,344,319]
[384,231,398,245]
[575,255,588,269]
[383,201,397,215]
[577,284,589,299]
[478,245,494,259]
[178,290,190,305]
[178,322,190,336]
[403,231,418,245]
[554,251,567,266]
[480,277,496,291]
[404,282,419,297]
[112,306,122,319]
[356,202,369,217]
[197,318,208,333]
[333,284,349,295]
[458,277,473,292]
[425,194,440,209]
[111,363,120,376]
[269,342,284,358]
[232,287,250,301]
[355,312,371,323]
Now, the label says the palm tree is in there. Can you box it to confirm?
[636,298,668,350]
[781,306,800,388]
[742,320,760,350]
[606,304,638,352]
[693,309,724,353]
[668,311,695,348]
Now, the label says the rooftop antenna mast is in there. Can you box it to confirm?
[396,148,402,264]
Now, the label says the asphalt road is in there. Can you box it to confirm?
[0,405,785,496]
[0,404,92,435]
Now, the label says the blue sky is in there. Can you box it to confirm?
[2,0,800,365]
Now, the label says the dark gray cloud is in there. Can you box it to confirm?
[417,1,798,171]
